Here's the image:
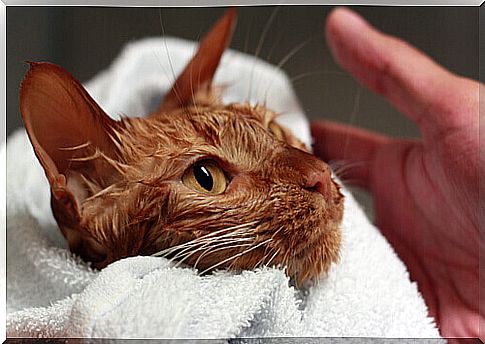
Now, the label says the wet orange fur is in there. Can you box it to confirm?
[51,94,344,283]
[20,9,344,284]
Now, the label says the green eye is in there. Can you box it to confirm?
[182,160,227,194]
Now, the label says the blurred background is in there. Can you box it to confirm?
[6,6,481,216]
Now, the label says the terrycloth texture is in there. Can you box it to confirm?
[6,37,440,339]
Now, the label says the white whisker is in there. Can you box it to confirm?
[343,87,362,159]
[262,36,315,105]
[290,70,348,84]
[159,9,183,106]
[151,221,258,257]
[159,228,247,259]
[189,242,254,270]
[248,6,280,101]
[192,237,255,269]
[253,247,273,269]
[264,249,280,268]
[199,238,271,276]
[171,235,253,265]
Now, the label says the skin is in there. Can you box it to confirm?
[311,8,482,338]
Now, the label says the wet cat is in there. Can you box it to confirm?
[20,8,344,283]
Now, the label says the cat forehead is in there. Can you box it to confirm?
[120,104,283,171]
[177,104,279,150]
[148,103,278,141]
[184,103,277,126]
[184,105,281,155]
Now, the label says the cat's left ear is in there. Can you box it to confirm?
[20,62,124,264]
[154,8,237,114]
[20,62,123,220]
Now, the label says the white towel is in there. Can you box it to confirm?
[5,37,440,339]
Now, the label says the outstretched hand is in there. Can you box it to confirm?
[312,8,481,338]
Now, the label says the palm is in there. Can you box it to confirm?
[312,8,481,338]
[371,138,478,337]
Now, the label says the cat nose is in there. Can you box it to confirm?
[276,146,333,199]
[302,166,331,198]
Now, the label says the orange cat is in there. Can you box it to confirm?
[19,8,343,283]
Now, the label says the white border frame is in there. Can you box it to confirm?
[1,2,482,342]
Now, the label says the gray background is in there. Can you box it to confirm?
[5,6,481,214]
[7,6,480,136]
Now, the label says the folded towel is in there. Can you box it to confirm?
[6,37,440,339]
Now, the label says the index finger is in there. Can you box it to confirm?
[325,7,478,140]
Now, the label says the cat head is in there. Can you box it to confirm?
[20,8,344,283]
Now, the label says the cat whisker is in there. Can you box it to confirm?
[343,86,362,159]
[151,222,257,257]
[329,159,365,169]
[281,250,291,270]
[189,241,255,270]
[199,238,272,276]
[250,226,282,269]
[170,234,253,264]
[337,177,364,186]
[331,160,368,176]
[242,16,253,56]
[253,247,274,269]
[155,229,246,259]
[276,36,316,72]
[248,6,280,101]
[254,7,280,59]
[227,237,273,271]
[264,31,283,64]
[256,227,283,269]
[264,249,280,268]
[159,9,183,107]
[270,226,283,240]
[152,50,174,95]
[289,70,348,84]
[329,160,371,185]
[333,167,364,180]
[262,35,316,106]
[152,234,215,258]
[189,34,202,114]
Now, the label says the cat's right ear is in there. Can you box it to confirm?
[20,62,122,220]
[153,8,237,114]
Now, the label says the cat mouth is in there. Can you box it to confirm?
[268,201,343,282]
[148,183,343,283]
[159,215,341,284]
[240,216,341,281]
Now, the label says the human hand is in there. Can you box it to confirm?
[312,7,481,338]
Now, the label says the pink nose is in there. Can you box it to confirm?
[302,167,331,198]
[276,146,333,199]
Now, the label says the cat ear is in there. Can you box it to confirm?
[154,8,237,113]
[20,62,122,219]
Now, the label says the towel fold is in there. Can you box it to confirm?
[6,37,440,339]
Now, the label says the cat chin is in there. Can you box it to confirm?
[287,236,341,284]
[284,210,343,283]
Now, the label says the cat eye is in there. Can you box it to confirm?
[182,160,227,194]
[268,122,286,141]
